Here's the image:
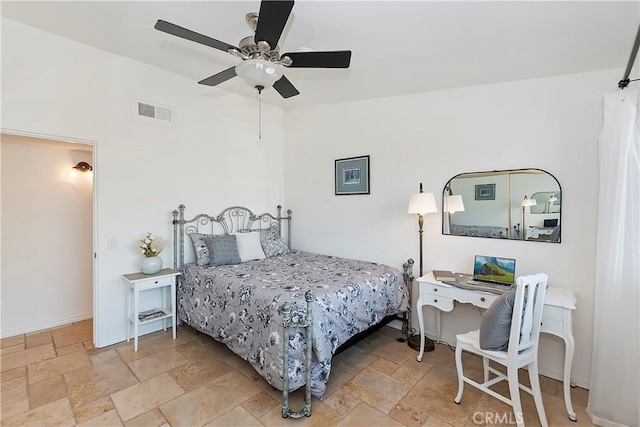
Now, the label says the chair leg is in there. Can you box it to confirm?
[528,362,548,427]
[483,357,490,383]
[454,345,464,404]
[507,366,525,427]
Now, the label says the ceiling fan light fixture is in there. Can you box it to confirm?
[236,59,282,89]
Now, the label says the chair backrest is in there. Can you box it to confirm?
[507,273,548,357]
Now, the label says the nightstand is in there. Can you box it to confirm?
[122,268,180,351]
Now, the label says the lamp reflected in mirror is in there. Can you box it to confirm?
[521,196,537,239]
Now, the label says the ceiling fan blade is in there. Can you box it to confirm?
[155,20,238,53]
[254,0,294,50]
[273,75,300,98]
[198,67,238,86]
[284,51,352,68]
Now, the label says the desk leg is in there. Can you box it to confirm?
[133,286,139,352]
[562,312,577,422]
[161,285,167,332]
[417,302,425,362]
[126,285,131,343]
[436,310,442,343]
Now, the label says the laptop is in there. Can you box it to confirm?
[444,255,516,294]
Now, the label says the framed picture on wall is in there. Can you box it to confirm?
[475,184,495,200]
[335,155,370,195]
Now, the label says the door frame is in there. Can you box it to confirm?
[1,128,99,345]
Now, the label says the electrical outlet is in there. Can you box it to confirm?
[108,237,118,249]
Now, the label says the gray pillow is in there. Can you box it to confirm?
[210,234,241,266]
[189,233,212,266]
[258,227,290,257]
[479,289,516,351]
[261,236,290,257]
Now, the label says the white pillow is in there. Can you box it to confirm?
[233,231,266,262]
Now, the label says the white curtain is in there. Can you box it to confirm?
[587,90,640,426]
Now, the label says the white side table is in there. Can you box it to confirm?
[122,268,180,351]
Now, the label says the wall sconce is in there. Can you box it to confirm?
[521,196,537,239]
[73,161,93,172]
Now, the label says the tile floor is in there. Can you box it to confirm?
[1,319,593,426]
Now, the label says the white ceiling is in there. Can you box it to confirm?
[2,1,638,110]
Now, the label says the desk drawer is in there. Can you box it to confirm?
[456,290,497,309]
[138,276,173,291]
[421,283,453,298]
[423,295,454,311]
[542,305,564,321]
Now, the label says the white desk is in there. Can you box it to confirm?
[416,272,578,421]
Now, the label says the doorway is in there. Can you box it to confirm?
[1,132,96,342]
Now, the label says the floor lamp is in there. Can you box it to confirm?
[406,183,437,351]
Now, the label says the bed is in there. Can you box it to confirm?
[171,205,412,416]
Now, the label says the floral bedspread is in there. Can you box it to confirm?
[178,251,408,398]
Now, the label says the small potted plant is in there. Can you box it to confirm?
[140,232,163,274]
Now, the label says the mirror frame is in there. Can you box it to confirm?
[442,168,562,243]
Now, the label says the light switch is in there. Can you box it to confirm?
[108,237,118,249]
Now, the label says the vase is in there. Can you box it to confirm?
[141,256,162,275]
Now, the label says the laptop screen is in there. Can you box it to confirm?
[473,255,516,285]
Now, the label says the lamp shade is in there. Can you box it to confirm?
[522,197,537,207]
[235,59,283,89]
[444,194,465,213]
[408,192,437,214]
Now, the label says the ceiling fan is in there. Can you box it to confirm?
[154,0,352,99]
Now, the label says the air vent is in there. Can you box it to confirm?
[132,99,175,126]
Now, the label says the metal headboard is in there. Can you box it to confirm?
[171,204,292,269]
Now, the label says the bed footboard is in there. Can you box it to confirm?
[282,291,314,418]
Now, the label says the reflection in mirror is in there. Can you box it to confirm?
[442,169,561,243]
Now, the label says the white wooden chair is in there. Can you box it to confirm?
[453,273,549,427]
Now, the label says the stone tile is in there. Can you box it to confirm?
[336,402,404,427]
[571,386,589,407]
[423,415,455,426]
[1,376,29,420]
[116,330,193,363]
[370,357,400,376]
[160,371,261,426]
[176,339,233,368]
[323,388,362,416]
[124,408,169,427]
[28,350,92,384]
[1,335,24,348]
[127,347,188,382]
[241,391,280,419]
[332,346,377,375]
[392,356,433,387]
[204,406,263,426]
[57,342,86,356]
[110,372,184,421]
[89,349,119,365]
[0,343,56,372]
[358,334,416,365]
[76,408,124,426]
[168,360,232,392]
[2,398,75,427]
[64,357,138,408]
[26,331,53,348]
[389,400,430,427]
[29,375,68,409]
[73,396,115,425]
[1,366,26,383]
[342,368,411,414]
[323,366,359,398]
[402,366,483,426]
[52,321,93,348]
[1,343,25,355]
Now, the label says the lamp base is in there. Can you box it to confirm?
[407,334,435,352]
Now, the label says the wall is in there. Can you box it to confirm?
[1,18,285,345]
[284,68,622,388]
[1,135,93,335]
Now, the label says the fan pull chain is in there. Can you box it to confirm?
[256,85,264,140]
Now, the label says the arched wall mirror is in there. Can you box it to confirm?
[442,168,561,243]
